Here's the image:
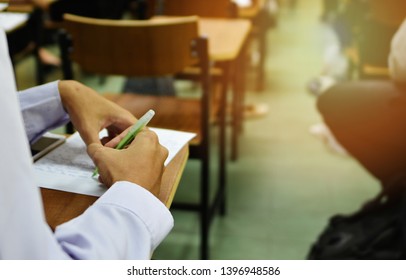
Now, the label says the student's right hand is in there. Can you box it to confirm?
[87,129,168,199]
[58,80,137,146]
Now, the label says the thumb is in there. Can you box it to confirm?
[87,143,112,187]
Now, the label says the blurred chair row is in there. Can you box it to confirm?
[59,14,221,261]
[152,0,271,92]
[3,0,131,85]
[5,0,273,161]
[3,0,267,259]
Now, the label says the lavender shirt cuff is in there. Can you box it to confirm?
[18,81,70,144]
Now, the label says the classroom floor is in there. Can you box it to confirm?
[14,0,380,260]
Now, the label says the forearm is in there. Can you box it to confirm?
[18,81,70,144]
[54,182,174,259]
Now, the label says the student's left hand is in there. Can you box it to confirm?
[58,80,136,145]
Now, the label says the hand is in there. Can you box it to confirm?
[58,80,137,146]
[87,129,169,198]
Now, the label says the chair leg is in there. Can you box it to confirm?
[200,157,210,260]
[231,42,247,162]
[219,139,227,216]
[32,8,45,85]
[232,73,244,162]
[35,52,45,85]
[231,62,240,162]
[219,66,228,216]
[256,24,267,92]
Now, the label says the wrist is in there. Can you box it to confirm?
[58,80,82,114]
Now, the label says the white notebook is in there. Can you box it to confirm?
[34,128,195,197]
[0,4,9,11]
[0,12,28,32]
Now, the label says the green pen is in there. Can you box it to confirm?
[92,109,155,177]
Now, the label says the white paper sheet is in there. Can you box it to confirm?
[0,4,9,11]
[34,128,195,197]
[0,12,28,32]
[232,0,252,8]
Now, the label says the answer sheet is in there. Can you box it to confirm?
[0,12,28,32]
[0,4,8,11]
[33,128,195,196]
[232,0,252,8]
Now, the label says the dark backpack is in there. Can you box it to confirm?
[308,179,406,260]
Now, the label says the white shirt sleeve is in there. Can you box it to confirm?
[55,182,174,259]
[388,18,406,82]
[0,28,173,260]
[18,81,70,144]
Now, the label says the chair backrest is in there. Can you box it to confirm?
[60,13,201,77]
[59,13,212,142]
[161,0,238,18]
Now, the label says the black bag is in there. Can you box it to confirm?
[308,178,406,259]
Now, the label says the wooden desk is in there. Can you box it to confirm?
[159,16,251,204]
[199,18,251,61]
[237,0,265,19]
[150,17,251,61]
[1,0,34,13]
[41,145,189,230]
[199,18,251,165]
[238,0,269,92]
[153,16,251,164]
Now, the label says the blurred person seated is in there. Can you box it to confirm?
[316,17,406,187]
[308,0,406,96]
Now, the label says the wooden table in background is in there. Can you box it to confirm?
[41,145,189,230]
[237,0,265,19]
[151,16,251,208]
[238,0,268,92]
[0,0,34,13]
[198,17,251,169]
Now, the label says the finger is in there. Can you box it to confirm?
[105,125,151,148]
[109,115,137,131]
[88,111,136,146]
[103,109,137,134]
[104,126,133,148]
[87,142,105,162]
[78,124,103,146]
[126,128,157,148]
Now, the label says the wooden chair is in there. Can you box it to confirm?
[59,13,225,259]
[157,0,248,163]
